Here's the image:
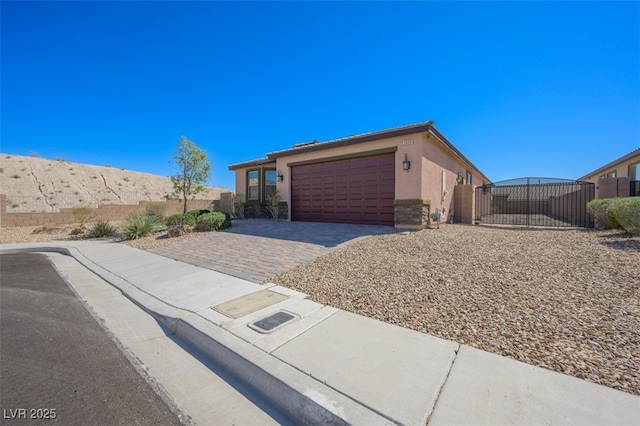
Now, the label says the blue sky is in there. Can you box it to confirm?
[2,1,638,190]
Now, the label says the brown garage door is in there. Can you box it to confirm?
[291,153,395,225]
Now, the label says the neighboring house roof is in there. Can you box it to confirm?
[229,121,490,183]
[578,148,640,181]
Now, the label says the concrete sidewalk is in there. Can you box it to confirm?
[1,240,638,425]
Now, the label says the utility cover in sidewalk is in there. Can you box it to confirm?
[250,311,297,334]
[212,290,288,319]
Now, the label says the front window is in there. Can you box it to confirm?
[247,170,259,201]
[466,171,472,185]
[264,169,277,197]
[606,171,617,178]
[247,168,277,201]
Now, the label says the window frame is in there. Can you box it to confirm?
[263,169,277,199]
[246,167,277,202]
[246,169,260,202]
[629,163,639,181]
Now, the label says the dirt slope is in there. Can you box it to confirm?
[0,154,228,212]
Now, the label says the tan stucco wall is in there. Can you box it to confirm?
[421,133,486,220]
[581,154,640,184]
[235,168,246,198]
[233,130,488,224]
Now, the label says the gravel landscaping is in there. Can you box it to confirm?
[0,223,206,250]
[2,222,638,395]
[271,225,639,395]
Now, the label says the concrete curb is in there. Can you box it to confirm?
[1,245,391,425]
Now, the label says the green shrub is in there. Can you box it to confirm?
[166,213,197,227]
[608,197,640,235]
[587,199,614,229]
[121,214,166,240]
[89,220,116,238]
[186,209,210,221]
[195,212,226,232]
[145,202,168,220]
[607,203,623,230]
[218,211,232,229]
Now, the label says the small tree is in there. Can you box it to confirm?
[72,207,96,227]
[265,189,281,221]
[170,136,211,213]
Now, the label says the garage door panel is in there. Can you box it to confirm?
[380,171,395,181]
[292,153,395,225]
[336,174,349,184]
[349,175,363,184]
[363,199,380,208]
[335,187,348,196]
[336,198,349,209]
[348,212,363,222]
[363,185,380,195]
[335,213,349,221]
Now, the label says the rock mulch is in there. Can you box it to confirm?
[270,225,639,395]
[0,223,207,250]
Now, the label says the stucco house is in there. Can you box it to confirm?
[228,121,490,229]
[579,148,640,198]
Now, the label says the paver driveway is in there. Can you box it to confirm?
[150,220,394,283]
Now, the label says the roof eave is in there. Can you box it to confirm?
[265,122,436,160]
[227,157,274,171]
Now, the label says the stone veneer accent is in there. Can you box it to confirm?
[394,199,431,229]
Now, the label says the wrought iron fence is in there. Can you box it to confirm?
[474,178,595,228]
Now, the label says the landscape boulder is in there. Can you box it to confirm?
[167,225,193,238]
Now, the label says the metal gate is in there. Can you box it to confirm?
[474,178,595,228]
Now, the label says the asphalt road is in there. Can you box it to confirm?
[0,252,183,425]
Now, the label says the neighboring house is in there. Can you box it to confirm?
[228,121,490,229]
[579,148,640,198]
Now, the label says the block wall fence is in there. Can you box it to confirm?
[0,193,235,227]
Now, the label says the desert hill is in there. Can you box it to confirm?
[0,154,229,213]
